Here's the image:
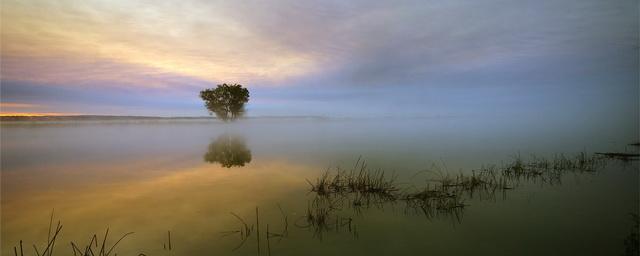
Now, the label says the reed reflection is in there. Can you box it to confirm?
[204,134,252,168]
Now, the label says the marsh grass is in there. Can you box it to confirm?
[500,153,602,186]
[294,196,357,240]
[69,229,134,256]
[240,152,608,233]
[307,159,399,198]
[220,205,290,254]
[12,211,135,256]
[15,151,628,254]
[595,152,640,162]
[220,212,254,251]
[14,211,63,256]
[161,231,172,252]
[403,184,465,222]
[306,152,608,222]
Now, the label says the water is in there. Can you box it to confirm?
[1,117,638,255]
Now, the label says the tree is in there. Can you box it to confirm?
[200,83,249,121]
[203,134,252,168]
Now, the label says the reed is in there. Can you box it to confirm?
[304,151,611,222]
[595,152,640,161]
[14,211,63,256]
[308,161,399,199]
[69,228,134,256]
[12,212,134,256]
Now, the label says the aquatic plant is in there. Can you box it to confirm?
[307,159,399,198]
[70,229,134,256]
[596,152,639,162]
[220,205,290,255]
[13,211,63,256]
[305,151,609,222]
[12,211,134,256]
[15,150,631,255]
[295,196,357,240]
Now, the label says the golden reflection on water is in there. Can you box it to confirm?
[1,122,638,255]
[1,157,315,255]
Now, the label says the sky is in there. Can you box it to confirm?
[0,0,638,121]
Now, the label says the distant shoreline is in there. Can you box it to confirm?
[0,115,464,124]
[0,115,331,122]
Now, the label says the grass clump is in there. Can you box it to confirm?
[305,151,612,222]
[307,159,398,198]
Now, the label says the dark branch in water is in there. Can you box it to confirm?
[595,152,639,161]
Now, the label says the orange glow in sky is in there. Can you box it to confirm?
[1,0,319,87]
[0,112,81,117]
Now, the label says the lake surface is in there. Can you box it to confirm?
[1,117,638,255]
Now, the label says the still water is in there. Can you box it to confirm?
[1,117,638,255]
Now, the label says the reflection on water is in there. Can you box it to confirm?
[204,134,252,168]
[1,118,638,255]
[220,153,634,255]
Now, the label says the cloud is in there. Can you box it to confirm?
[0,103,40,108]
[0,0,637,116]
[1,0,319,85]
[212,0,638,86]
[1,80,205,116]
[1,55,214,90]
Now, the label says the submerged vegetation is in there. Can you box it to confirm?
[219,150,635,254]
[10,150,637,255]
[305,152,605,222]
[307,158,398,198]
[69,229,134,256]
[595,152,640,161]
[220,206,289,256]
[12,212,135,256]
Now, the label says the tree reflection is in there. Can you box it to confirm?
[204,134,252,168]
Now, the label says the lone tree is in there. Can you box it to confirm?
[200,83,249,121]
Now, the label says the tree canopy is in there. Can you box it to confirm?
[200,83,249,121]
